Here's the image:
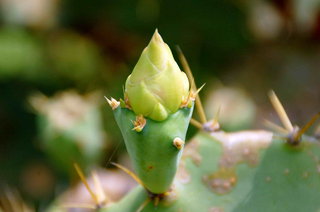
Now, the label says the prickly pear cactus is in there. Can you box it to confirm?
[106,30,194,194]
[99,129,320,212]
[100,31,320,212]
[113,105,193,194]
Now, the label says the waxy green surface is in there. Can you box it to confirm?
[101,131,320,212]
[113,105,193,194]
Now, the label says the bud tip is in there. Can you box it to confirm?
[152,28,163,43]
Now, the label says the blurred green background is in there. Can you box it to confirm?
[0,0,320,211]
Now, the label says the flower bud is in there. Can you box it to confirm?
[125,30,189,121]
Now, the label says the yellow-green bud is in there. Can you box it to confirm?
[125,30,189,121]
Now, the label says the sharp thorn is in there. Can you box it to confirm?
[268,90,294,132]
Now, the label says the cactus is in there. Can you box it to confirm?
[99,127,320,212]
[54,30,320,212]
[106,30,194,194]
[101,93,320,212]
